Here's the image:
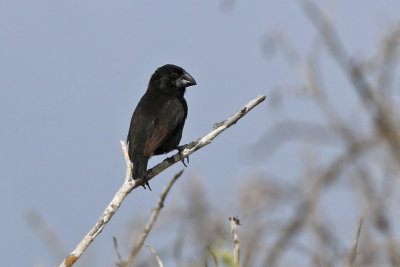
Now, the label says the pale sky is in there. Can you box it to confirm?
[1,1,400,266]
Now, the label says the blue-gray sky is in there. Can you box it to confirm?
[1,1,400,266]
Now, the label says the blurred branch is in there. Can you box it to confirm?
[117,170,183,267]
[262,28,359,146]
[144,243,164,267]
[229,216,241,266]
[377,26,400,93]
[242,225,264,267]
[253,1,400,266]
[348,213,365,267]
[26,210,66,262]
[57,94,266,267]
[113,237,123,263]
[264,137,377,266]
[299,0,400,163]
[356,168,389,232]
[251,120,338,160]
[247,2,400,266]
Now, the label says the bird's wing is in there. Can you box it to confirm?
[143,126,170,157]
[143,99,185,157]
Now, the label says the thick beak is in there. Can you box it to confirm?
[176,71,197,88]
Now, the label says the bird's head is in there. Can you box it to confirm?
[148,64,197,96]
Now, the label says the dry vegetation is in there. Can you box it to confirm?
[117,2,400,266]
[30,1,400,266]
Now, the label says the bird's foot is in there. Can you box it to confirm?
[132,175,152,191]
[176,145,189,167]
[142,177,152,191]
[144,180,152,191]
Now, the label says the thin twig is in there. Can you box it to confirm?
[264,138,377,266]
[144,243,164,267]
[118,170,184,266]
[26,210,66,261]
[144,95,267,182]
[57,95,266,267]
[348,213,365,267]
[229,216,241,266]
[299,0,400,163]
[113,237,122,262]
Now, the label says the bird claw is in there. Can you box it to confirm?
[133,175,152,191]
[180,155,188,167]
[177,145,189,167]
[142,177,152,191]
[145,181,152,191]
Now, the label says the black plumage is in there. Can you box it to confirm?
[127,64,196,189]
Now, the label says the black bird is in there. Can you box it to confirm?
[127,64,197,189]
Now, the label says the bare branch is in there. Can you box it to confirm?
[57,95,266,267]
[26,210,66,261]
[229,216,241,266]
[113,237,122,262]
[144,95,267,182]
[298,0,378,113]
[144,243,164,267]
[251,120,338,160]
[299,0,400,163]
[348,213,365,267]
[118,170,184,266]
[376,26,400,93]
[264,137,377,266]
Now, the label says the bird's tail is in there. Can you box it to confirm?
[132,157,151,190]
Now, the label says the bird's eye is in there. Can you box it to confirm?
[171,72,179,78]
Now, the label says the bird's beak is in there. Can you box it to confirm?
[176,71,197,88]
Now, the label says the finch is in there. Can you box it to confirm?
[127,64,196,189]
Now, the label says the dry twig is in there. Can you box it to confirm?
[113,237,122,262]
[229,216,241,265]
[299,0,400,163]
[348,213,365,267]
[264,138,377,266]
[26,210,66,261]
[117,170,183,266]
[57,95,266,267]
[144,243,164,267]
